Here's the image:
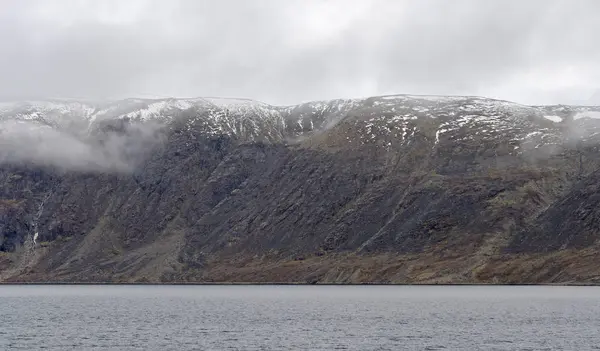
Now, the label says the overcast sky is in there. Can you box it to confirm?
[1,0,600,105]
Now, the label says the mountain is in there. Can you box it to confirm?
[2,94,600,283]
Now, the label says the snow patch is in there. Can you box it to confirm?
[525,131,542,139]
[122,100,193,121]
[543,115,563,123]
[435,128,449,144]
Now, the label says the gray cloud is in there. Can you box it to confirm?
[0,120,165,172]
[1,0,599,105]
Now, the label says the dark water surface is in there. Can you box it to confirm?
[1,285,599,350]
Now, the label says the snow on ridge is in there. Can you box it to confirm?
[0,101,100,130]
[465,97,535,115]
[346,94,558,148]
[199,97,271,107]
[5,96,600,147]
[0,100,97,117]
[279,98,362,111]
[380,94,474,102]
[121,99,194,121]
[0,95,540,128]
[277,98,364,136]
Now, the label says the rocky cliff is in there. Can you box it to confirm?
[2,95,600,283]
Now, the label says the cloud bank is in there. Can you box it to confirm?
[0,120,165,172]
[1,0,599,105]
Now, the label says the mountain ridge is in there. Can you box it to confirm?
[2,93,600,283]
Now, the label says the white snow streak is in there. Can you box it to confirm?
[543,115,563,123]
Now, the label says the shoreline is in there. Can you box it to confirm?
[1,282,599,286]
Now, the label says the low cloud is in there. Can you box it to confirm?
[0,120,165,172]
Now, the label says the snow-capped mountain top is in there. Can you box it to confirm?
[93,99,194,123]
[296,95,600,156]
[0,97,272,125]
[2,95,600,150]
[0,100,98,130]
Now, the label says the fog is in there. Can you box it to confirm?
[0,120,165,172]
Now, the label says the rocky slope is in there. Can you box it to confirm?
[2,94,600,283]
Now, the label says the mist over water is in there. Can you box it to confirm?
[1,285,600,350]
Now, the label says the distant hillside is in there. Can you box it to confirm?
[2,94,600,284]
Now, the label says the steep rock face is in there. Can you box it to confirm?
[510,168,600,252]
[2,95,600,283]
